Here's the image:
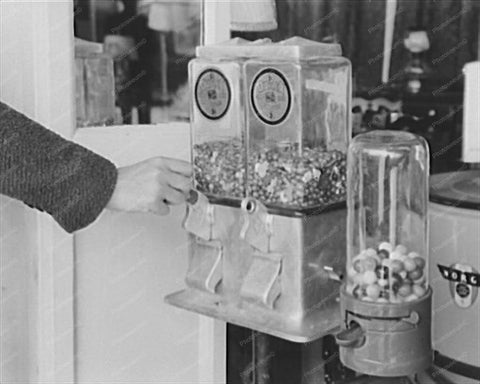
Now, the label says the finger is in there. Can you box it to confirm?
[163,186,187,205]
[165,172,192,194]
[152,157,192,176]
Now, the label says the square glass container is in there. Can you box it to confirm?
[189,37,351,211]
[189,58,246,200]
[245,56,351,210]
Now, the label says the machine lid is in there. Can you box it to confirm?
[196,36,342,60]
[430,170,480,210]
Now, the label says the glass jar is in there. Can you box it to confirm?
[245,55,351,211]
[345,130,429,304]
[189,37,351,210]
[189,58,247,200]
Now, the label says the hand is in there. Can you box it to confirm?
[106,157,192,215]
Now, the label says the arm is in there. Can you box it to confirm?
[0,102,192,233]
[0,101,118,233]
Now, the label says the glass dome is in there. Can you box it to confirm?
[345,130,430,304]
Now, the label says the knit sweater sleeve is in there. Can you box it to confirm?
[0,102,118,233]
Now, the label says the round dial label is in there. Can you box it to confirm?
[195,69,231,120]
[251,69,291,125]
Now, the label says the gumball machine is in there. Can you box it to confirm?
[336,130,432,378]
[166,37,352,344]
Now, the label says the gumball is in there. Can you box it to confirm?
[403,258,417,272]
[352,285,362,299]
[408,251,420,259]
[352,253,366,263]
[390,251,403,260]
[398,283,413,297]
[378,242,393,252]
[412,284,427,297]
[377,298,389,303]
[377,249,389,260]
[353,258,365,273]
[413,274,426,286]
[413,256,426,269]
[347,267,358,278]
[408,268,423,281]
[390,260,404,274]
[366,284,381,300]
[353,273,364,286]
[363,270,378,285]
[361,256,378,271]
[365,248,378,258]
[391,273,404,292]
[346,283,357,296]
[378,278,388,287]
[390,294,403,304]
[395,244,408,255]
[405,294,419,302]
[382,258,393,269]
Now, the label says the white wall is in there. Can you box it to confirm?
[1,2,76,382]
[1,3,43,382]
[74,126,225,383]
[0,196,35,383]
[1,1,226,382]
[1,2,39,382]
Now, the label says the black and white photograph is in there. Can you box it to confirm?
[0,0,479,383]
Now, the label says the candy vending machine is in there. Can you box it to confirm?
[336,130,432,379]
[166,37,352,350]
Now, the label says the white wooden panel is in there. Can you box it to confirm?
[73,125,225,383]
[204,0,231,44]
[0,1,75,383]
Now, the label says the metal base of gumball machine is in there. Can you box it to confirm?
[342,375,418,384]
[337,288,432,378]
[167,200,347,343]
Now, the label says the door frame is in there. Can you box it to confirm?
[23,0,231,383]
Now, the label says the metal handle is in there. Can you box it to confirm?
[183,190,214,240]
[323,266,344,283]
[240,251,282,309]
[335,322,365,348]
[185,238,223,293]
[240,198,273,253]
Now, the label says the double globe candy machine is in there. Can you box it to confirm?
[166,37,434,381]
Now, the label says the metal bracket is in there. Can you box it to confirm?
[240,198,273,253]
[183,190,215,241]
[240,250,282,309]
[186,238,223,293]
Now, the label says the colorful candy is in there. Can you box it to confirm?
[408,268,423,280]
[378,242,393,253]
[346,242,427,304]
[363,270,378,285]
[403,258,417,272]
[390,260,404,274]
[366,284,381,300]
[398,283,413,297]
[377,249,389,259]
[193,140,347,208]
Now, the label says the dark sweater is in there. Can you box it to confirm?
[0,102,118,233]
